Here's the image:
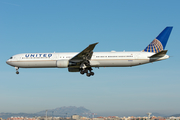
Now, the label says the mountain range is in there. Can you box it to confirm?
[1,106,180,119]
[36,106,91,116]
[169,113,180,117]
[0,106,91,119]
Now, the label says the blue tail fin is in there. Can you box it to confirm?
[142,27,173,53]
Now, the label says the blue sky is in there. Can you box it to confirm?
[0,0,180,117]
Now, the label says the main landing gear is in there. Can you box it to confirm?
[79,61,94,77]
[15,67,19,74]
[80,67,94,77]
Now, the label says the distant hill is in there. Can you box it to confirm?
[36,106,91,116]
[169,114,180,117]
[0,106,92,119]
[151,113,166,117]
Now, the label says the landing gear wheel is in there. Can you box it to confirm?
[84,69,88,73]
[15,67,19,74]
[80,70,85,75]
[86,73,91,77]
[79,66,95,77]
[90,72,94,76]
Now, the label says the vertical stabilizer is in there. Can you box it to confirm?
[142,27,173,53]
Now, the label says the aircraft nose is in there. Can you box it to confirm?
[6,60,10,65]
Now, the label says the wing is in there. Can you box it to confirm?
[69,42,98,63]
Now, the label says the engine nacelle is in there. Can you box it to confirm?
[68,61,77,66]
[68,68,80,72]
[56,60,69,68]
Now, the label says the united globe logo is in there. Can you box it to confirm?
[143,39,163,53]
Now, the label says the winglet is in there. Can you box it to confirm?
[86,42,99,53]
[143,27,173,53]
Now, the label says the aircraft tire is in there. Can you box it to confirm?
[86,73,91,77]
[80,70,85,75]
[90,72,94,76]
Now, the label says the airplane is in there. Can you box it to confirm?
[6,27,173,77]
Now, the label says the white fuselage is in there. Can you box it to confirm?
[6,51,169,68]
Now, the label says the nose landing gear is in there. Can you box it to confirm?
[15,67,19,74]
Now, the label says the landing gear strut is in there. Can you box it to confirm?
[15,67,19,74]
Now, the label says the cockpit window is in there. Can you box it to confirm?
[10,57,13,59]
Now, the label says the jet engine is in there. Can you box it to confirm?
[56,60,78,68]
[68,68,80,72]
[56,60,69,68]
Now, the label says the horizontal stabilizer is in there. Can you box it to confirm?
[149,50,168,58]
